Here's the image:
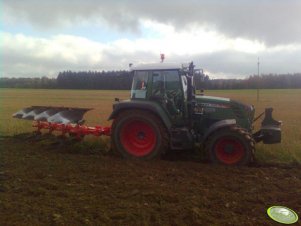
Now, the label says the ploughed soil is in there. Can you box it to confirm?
[1,134,301,226]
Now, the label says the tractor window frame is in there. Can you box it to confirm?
[181,75,188,101]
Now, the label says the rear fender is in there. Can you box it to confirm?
[108,100,172,130]
[201,119,237,142]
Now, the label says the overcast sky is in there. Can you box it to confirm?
[1,0,301,78]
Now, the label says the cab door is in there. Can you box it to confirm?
[150,70,185,121]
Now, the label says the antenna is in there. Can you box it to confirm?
[160,53,165,63]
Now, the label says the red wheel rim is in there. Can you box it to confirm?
[214,137,245,164]
[120,119,157,157]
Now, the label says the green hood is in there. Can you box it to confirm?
[195,95,255,126]
[196,95,230,104]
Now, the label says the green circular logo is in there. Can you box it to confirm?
[267,206,298,224]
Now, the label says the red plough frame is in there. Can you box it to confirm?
[33,121,111,139]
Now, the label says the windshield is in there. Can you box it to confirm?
[151,70,181,96]
[131,71,149,99]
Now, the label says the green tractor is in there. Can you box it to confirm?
[109,62,282,165]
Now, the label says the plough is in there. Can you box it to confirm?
[13,106,111,140]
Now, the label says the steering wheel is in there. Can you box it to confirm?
[166,89,181,100]
[152,88,162,96]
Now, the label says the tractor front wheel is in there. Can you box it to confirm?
[111,110,169,160]
[205,126,255,165]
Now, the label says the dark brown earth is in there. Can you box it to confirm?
[1,135,301,226]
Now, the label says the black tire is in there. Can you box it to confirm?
[205,126,255,166]
[111,110,169,160]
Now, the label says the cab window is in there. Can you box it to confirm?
[151,70,184,117]
[151,70,181,97]
[131,71,148,99]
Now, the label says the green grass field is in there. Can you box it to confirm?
[1,88,300,164]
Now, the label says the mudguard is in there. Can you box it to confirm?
[201,119,237,142]
[108,100,172,130]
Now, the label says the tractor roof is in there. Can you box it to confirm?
[131,63,182,71]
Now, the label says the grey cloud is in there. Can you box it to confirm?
[2,43,99,77]
[3,0,301,46]
[193,49,301,77]
[2,40,300,78]
[124,49,301,78]
[2,1,140,33]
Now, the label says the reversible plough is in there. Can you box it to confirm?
[13,106,111,140]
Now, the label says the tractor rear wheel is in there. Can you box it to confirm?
[205,126,255,165]
[111,110,169,160]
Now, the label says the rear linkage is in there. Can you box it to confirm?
[253,108,282,144]
[13,106,111,140]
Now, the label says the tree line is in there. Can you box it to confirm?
[0,71,301,89]
[56,71,133,90]
[203,73,301,89]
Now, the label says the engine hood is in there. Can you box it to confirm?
[195,95,230,106]
[195,95,255,122]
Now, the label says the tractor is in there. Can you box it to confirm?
[13,62,282,165]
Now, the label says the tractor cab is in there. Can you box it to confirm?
[130,64,188,119]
